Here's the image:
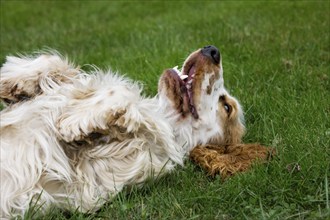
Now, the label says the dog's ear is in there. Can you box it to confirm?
[158,68,190,117]
[190,144,275,178]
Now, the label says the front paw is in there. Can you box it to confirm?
[57,108,127,143]
[0,79,41,104]
[57,114,91,143]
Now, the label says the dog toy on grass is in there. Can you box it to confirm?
[190,143,275,178]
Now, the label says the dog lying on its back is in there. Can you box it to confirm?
[0,46,246,218]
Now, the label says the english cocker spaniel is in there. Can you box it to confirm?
[0,46,245,218]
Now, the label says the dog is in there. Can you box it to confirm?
[0,46,245,218]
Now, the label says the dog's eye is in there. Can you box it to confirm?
[224,103,231,114]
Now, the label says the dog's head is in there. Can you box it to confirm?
[158,45,222,120]
[158,46,244,149]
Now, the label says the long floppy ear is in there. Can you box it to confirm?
[190,144,275,179]
[0,53,78,104]
[158,68,191,117]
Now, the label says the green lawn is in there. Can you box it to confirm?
[1,1,329,219]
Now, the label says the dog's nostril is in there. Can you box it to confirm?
[201,45,220,64]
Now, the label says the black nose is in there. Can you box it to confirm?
[201,45,220,64]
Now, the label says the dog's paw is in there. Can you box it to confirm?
[57,108,128,144]
[0,54,80,105]
[0,79,41,104]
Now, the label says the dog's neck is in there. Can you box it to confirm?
[156,87,225,154]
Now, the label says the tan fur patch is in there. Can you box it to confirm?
[72,88,96,100]
[107,109,127,126]
[190,144,275,178]
[210,95,245,145]
[50,69,79,84]
[206,74,216,95]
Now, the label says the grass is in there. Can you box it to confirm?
[1,1,329,219]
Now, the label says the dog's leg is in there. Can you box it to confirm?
[190,144,274,178]
[56,76,143,145]
[0,53,79,104]
[57,106,128,144]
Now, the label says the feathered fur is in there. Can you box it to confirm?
[190,144,275,179]
[0,47,245,218]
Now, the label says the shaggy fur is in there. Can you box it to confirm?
[0,46,246,218]
[190,144,275,179]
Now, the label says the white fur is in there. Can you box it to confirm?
[0,51,233,218]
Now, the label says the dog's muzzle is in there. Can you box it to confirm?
[201,45,220,65]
